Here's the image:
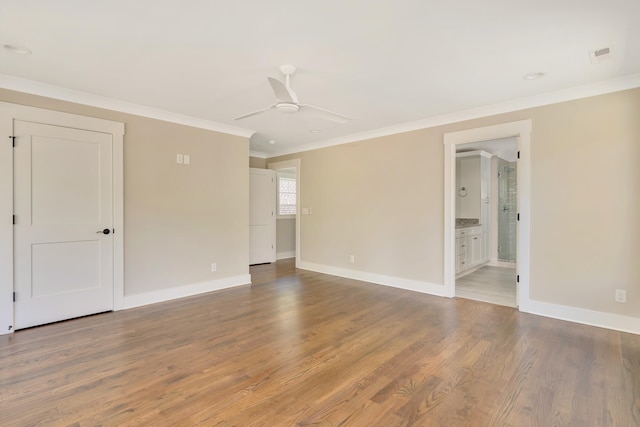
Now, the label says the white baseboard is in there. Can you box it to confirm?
[522,299,640,335]
[121,274,251,310]
[299,261,639,335]
[297,261,447,297]
[276,251,295,260]
[521,300,640,335]
[488,259,516,267]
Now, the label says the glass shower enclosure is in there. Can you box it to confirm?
[497,159,517,262]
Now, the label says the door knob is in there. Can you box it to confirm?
[97,229,111,235]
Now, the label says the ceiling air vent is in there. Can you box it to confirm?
[589,46,612,64]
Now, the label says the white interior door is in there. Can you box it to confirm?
[249,168,276,265]
[14,120,114,329]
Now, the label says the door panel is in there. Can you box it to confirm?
[249,169,276,265]
[14,120,114,329]
[31,136,101,225]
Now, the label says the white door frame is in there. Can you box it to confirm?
[0,102,124,334]
[268,159,301,268]
[443,120,531,311]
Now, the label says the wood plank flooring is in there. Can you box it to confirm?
[1,258,639,426]
[456,265,517,308]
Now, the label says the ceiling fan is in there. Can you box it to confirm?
[234,64,351,123]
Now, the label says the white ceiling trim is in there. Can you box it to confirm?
[0,73,255,139]
[2,72,638,157]
[264,72,640,158]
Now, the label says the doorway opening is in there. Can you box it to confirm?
[443,120,531,311]
[454,139,517,307]
[268,159,301,267]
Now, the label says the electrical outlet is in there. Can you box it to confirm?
[211,263,217,272]
[176,154,183,164]
[615,289,626,303]
[349,255,355,264]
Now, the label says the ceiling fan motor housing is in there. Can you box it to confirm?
[276,102,299,113]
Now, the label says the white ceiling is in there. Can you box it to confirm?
[1,1,639,157]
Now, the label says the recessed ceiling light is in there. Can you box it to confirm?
[3,44,32,55]
[268,140,276,145]
[523,72,545,80]
[310,129,321,133]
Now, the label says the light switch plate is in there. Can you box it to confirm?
[184,154,190,165]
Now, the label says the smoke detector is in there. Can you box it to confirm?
[589,46,612,64]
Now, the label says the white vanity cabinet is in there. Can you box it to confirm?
[455,226,483,275]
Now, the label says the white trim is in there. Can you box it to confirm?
[526,299,640,336]
[265,73,640,158]
[276,251,296,260]
[298,261,447,297]
[0,74,255,139]
[443,120,532,313]
[488,259,517,268]
[267,159,301,268]
[112,126,125,310]
[122,274,251,310]
[0,107,13,334]
[0,102,124,334]
[456,150,493,159]
[249,150,267,159]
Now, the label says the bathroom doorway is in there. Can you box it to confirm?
[443,120,532,311]
[453,139,517,307]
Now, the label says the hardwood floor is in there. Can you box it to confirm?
[456,265,517,308]
[1,258,639,426]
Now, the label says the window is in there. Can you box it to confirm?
[277,171,296,217]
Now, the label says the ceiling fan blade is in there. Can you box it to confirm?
[299,104,351,123]
[268,77,298,103]
[234,105,275,120]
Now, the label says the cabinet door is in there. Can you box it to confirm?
[469,234,483,266]
[456,237,467,274]
[481,230,490,262]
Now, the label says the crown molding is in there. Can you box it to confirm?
[266,72,640,158]
[0,74,255,139]
[2,72,638,157]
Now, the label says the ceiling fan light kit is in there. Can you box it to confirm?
[234,64,351,124]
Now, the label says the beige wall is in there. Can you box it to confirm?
[456,156,481,219]
[276,218,296,256]
[274,131,445,283]
[249,156,266,168]
[271,88,640,319]
[0,89,250,296]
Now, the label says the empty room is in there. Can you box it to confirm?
[1,1,639,426]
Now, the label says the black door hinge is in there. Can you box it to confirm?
[12,215,15,225]
[517,275,520,283]
[517,213,520,221]
[9,136,16,147]
[517,151,520,159]
[13,292,16,302]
